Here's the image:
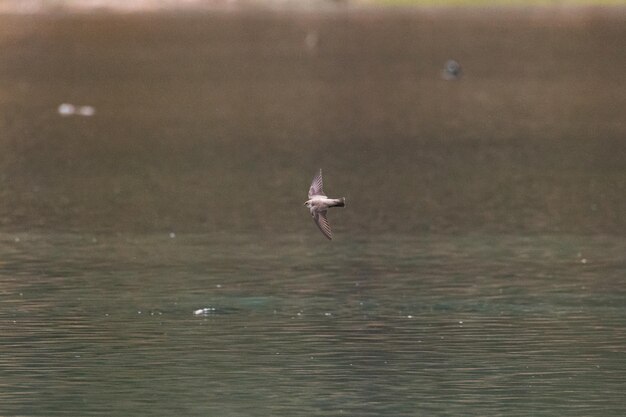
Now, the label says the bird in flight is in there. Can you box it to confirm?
[304,169,345,240]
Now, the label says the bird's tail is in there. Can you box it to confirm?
[332,197,346,208]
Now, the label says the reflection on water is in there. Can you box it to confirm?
[0,11,624,235]
[1,233,625,416]
[0,9,625,417]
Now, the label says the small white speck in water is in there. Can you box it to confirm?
[58,103,96,117]
[581,258,587,264]
[169,232,176,238]
[14,237,20,243]
[305,31,318,50]
[77,105,95,116]
[194,307,216,316]
[324,312,332,317]
[407,315,413,319]
[216,284,222,288]
[58,103,76,116]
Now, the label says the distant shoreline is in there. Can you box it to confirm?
[0,0,625,15]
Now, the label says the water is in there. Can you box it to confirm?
[1,233,625,416]
[1,9,625,417]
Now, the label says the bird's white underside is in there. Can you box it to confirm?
[305,169,343,240]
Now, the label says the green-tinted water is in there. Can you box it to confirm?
[0,10,625,416]
[1,233,625,416]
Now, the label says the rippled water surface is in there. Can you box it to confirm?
[0,9,625,417]
[1,233,625,416]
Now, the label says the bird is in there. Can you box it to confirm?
[442,59,462,80]
[304,169,345,240]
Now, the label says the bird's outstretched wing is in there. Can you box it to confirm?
[308,169,325,198]
[314,210,332,240]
